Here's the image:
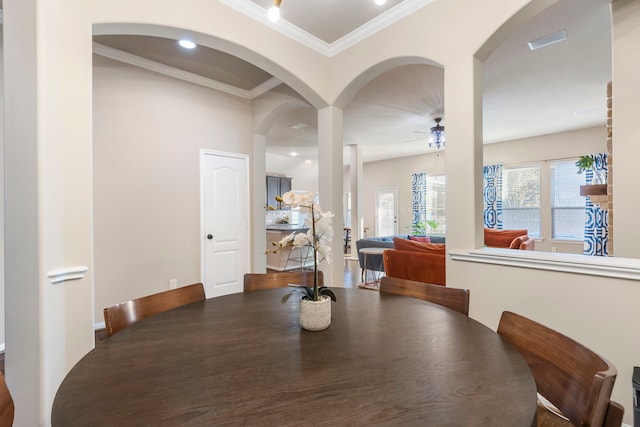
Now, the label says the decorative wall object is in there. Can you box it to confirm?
[583,153,609,256]
[483,164,503,229]
[411,173,427,226]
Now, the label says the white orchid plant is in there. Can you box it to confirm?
[267,191,336,303]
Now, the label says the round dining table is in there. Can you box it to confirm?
[52,288,537,426]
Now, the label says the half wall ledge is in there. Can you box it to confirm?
[449,248,640,281]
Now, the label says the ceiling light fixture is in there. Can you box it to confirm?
[178,40,196,49]
[527,30,568,51]
[268,0,282,22]
[429,118,445,150]
[375,0,387,5]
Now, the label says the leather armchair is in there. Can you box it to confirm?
[382,238,446,286]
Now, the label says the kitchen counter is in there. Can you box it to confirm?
[266,227,313,271]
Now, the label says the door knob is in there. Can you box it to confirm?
[206,234,213,240]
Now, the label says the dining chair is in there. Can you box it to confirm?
[0,372,14,427]
[243,271,324,292]
[497,311,624,427]
[379,276,470,316]
[103,282,205,337]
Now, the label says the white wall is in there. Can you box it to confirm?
[0,30,4,350]
[93,55,253,322]
[611,0,640,259]
[5,0,95,423]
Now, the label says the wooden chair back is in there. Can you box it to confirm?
[243,271,324,292]
[103,283,205,337]
[379,277,470,316]
[497,311,623,427]
[0,372,14,427]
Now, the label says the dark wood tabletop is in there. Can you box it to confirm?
[52,288,537,426]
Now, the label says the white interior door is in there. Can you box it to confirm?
[375,186,398,237]
[201,151,249,298]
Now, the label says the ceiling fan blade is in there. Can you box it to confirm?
[405,136,427,143]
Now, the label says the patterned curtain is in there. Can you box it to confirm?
[483,164,503,229]
[411,173,427,227]
[584,153,609,256]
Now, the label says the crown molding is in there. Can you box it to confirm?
[330,0,435,54]
[93,42,281,99]
[249,77,283,98]
[218,0,434,57]
[218,0,332,55]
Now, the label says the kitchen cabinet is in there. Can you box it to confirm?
[266,176,292,209]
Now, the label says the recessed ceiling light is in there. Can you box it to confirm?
[527,30,568,51]
[178,40,196,49]
[289,152,298,157]
[375,0,387,4]
[288,123,307,130]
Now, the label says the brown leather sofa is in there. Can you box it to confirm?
[382,238,446,286]
[484,228,535,250]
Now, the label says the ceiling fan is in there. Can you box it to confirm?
[408,117,446,150]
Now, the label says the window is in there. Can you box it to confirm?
[425,174,446,234]
[502,165,540,237]
[551,160,586,240]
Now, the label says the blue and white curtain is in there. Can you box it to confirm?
[584,153,609,256]
[411,173,427,226]
[483,164,503,229]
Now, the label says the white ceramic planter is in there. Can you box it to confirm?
[299,295,331,331]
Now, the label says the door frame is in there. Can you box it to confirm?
[199,149,251,294]
[374,186,399,237]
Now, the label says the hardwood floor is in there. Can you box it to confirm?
[343,256,361,288]
[0,257,362,375]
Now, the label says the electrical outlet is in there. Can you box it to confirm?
[169,279,178,289]
[551,247,557,253]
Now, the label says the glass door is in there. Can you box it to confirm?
[375,187,398,237]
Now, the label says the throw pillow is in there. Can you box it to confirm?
[409,236,431,243]
[393,237,445,255]
[509,235,528,249]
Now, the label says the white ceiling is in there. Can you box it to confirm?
[93,0,612,164]
[246,0,413,44]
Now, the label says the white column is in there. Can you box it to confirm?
[4,0,94,424]
[252,134,268,272]
[442,56,485,253]
[349,144,364,260]
[317,106,344,286]
[611,0,640,258]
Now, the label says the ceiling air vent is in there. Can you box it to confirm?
[527,30,568,51]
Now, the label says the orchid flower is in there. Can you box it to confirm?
[267,191,335,301]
